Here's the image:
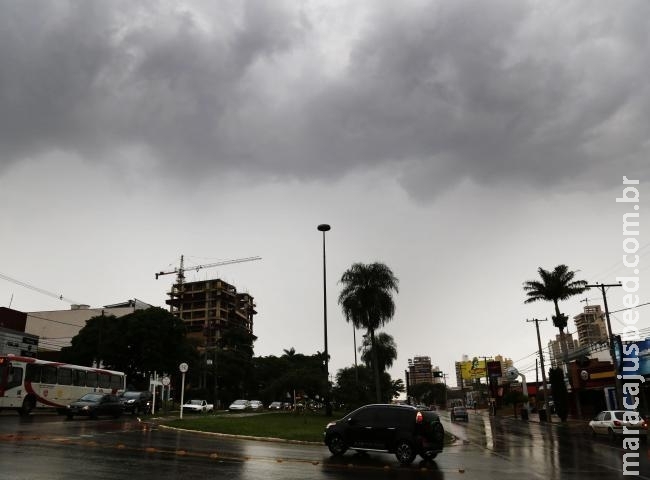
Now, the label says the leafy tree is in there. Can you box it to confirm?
[523,265,586,371]
[339,262,399,402]
[252,352,328,407]
[360,332,397,373]
[409,382,447,407]
[523,264,588,356]
[282,347,296,357]
[523,265,586,420]
[211,324,257,405]
[61,307,195,389]
[333,365,404,410]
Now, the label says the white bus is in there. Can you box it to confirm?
[0,355,126,415]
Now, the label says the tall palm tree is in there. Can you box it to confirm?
[360,332,398,374]
[339,262,399,402]
[523,264,588,363]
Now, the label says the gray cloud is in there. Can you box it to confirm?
[1,0,648,199]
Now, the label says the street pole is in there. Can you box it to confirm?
[479,356,492,408]
[527,318,550,422]
[317,224,332,416]
[587,282,623,408]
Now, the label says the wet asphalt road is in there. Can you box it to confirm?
[0,410,648,479]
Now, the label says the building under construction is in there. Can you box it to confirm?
[165,278,257,350]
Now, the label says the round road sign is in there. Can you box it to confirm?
[179,362,189,373]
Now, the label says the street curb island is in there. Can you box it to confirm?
[156,421,323,445]
[152,412,459,447]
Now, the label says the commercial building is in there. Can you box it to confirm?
[26,300,152,353]
[0,300,152,358]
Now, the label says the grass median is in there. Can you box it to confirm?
[161,410,455,446]
[163,410,331,443]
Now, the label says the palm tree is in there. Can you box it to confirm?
[360,332,398,374]
[339,262,399,402]
[523,264,588,363]
[282,347,296,358]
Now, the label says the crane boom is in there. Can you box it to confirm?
[155,255,261,284]
[0,271,81,305]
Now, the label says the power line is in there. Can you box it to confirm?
[0,272,81,305]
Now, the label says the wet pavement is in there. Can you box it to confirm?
[0,409,648,479]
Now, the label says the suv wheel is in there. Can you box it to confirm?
[327,434,348,456]
[395,440,416,465]
[421,451,438,461]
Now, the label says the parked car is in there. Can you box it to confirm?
[182,399,213,414]
[268,401,284,410]
[450,406,469,422]
[249,400,264,411]
[589,410,648,439]
[66,393,123,420]
[120,390,153,415]
[228,399,251,411]
[324,404,445,465]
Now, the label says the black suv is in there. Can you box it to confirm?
[324,404,445,465]
[120,391,153,415]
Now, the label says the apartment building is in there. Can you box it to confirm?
[407,356,433,386]
[547,333,580,367]
[165,278,256,350]
[573,305,608,347]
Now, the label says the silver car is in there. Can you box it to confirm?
[228,399,250,411]
[588,410,647,439]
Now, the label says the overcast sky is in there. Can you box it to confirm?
[1,0,648,387]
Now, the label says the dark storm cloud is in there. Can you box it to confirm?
[0,0,648,199]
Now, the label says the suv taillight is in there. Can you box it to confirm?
[613,420,622,427]
[416,411,423,424]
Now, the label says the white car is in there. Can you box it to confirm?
[589,410,647,439]
[249,400,263,411]
[182,399,213,413]
[229,399,250,411]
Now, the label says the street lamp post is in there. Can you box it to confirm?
[317,223,332,416]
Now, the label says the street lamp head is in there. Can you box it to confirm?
[317,224,331,232]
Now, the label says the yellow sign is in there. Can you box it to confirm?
[461,358,486,380]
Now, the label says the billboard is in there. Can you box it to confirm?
[487,360,502,378]
[460,358,486,380]
[614,337,650,377]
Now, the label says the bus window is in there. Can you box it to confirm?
[86,371,98,388]
[98,373,111,389]
[7,366,23,390]
[26,364,42,383]
[42,366,57,384]
[57,368,72,386]
[72,369,86,386]
[110,374,123,390]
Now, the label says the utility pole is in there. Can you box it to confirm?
[527,318,550,421]
[480,356,492,408]
[587,282,623,408]
[442,373,449,408]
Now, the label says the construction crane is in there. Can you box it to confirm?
[155,255,262,285]
[0,271,82,305]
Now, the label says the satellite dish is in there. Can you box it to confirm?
[505,366,519,381]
